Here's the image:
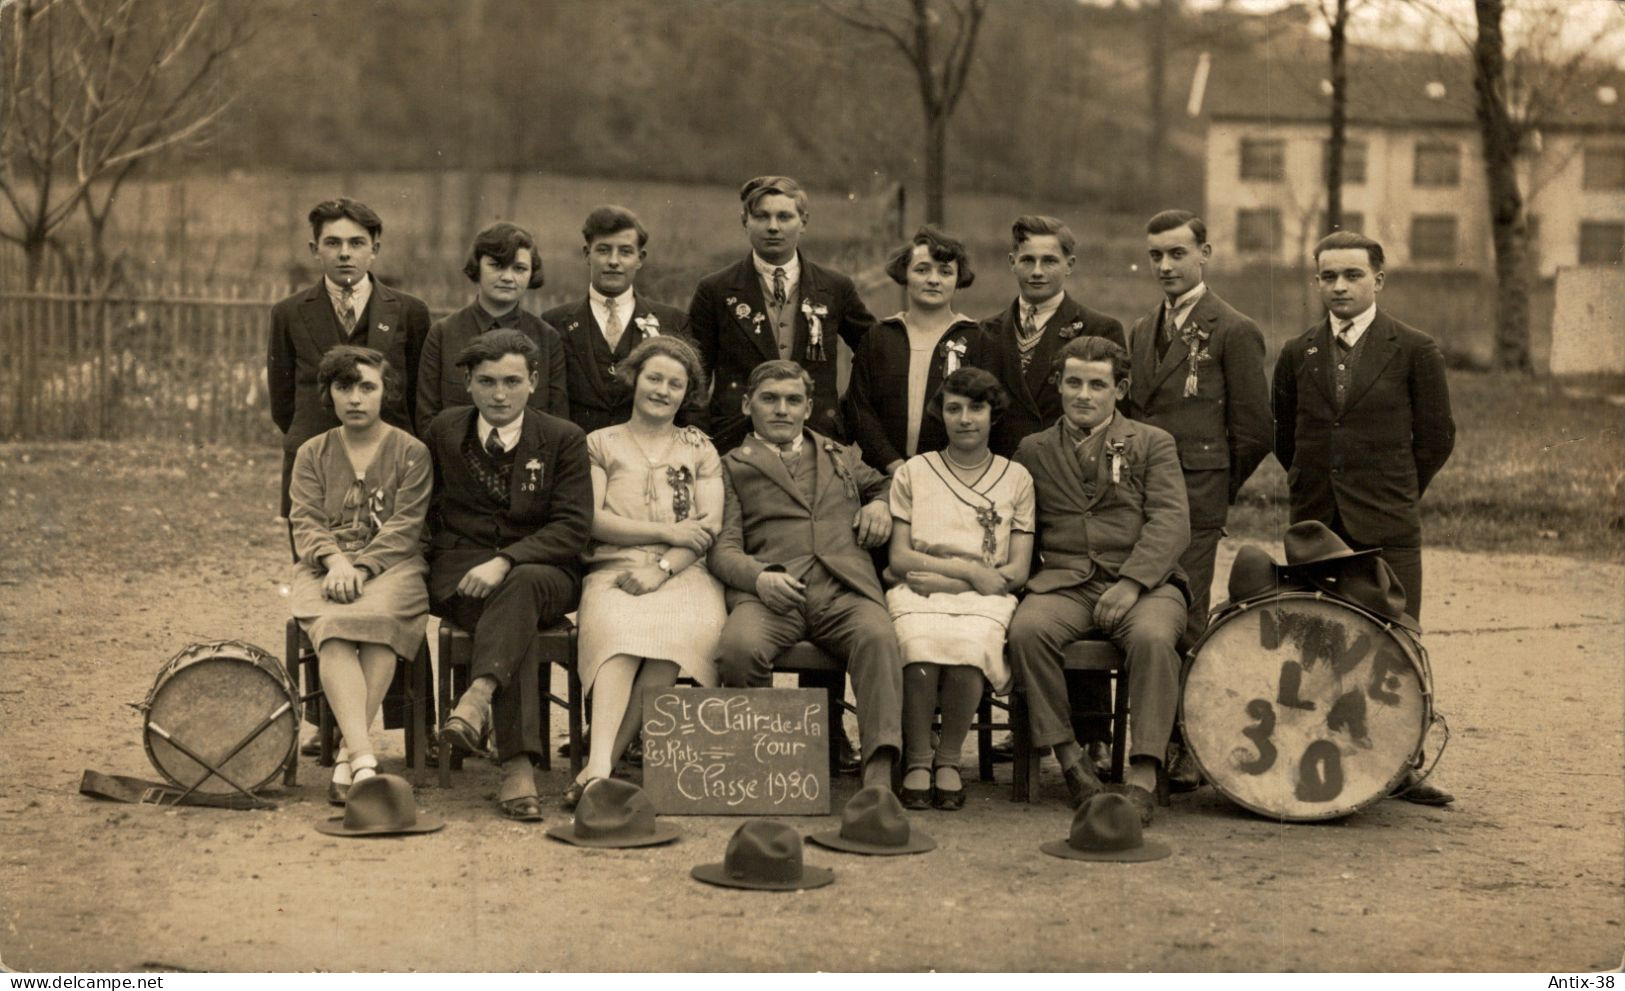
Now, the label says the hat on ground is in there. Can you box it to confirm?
[1281,521,1380,570]
[808,786,935,856]
[315,774,443,837]
[1040,792,1171,863]
[691,820,834,891]
[546,778,680,848]
[1223,544,1284,607]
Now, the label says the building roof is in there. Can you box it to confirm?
[1205,47,1624,132]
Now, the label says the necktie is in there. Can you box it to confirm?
[1021,303,1039,338]
[485,429,505,458]
[603,297,623,349]
[338,286,357,336]
[772,267,787,307]
[778,440,799,465]
[1157,303,1175,360]
[1336,320,1355,350]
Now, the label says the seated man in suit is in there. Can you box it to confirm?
[269,197,430,524]
[426,329,593,822]
[543,205,694,435]
[980,214,1125,460]
[689,175,875,452]
[709,360,902,791]
[1007,336,1190,825]
[416,221,568,433]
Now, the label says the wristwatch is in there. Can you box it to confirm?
[656,557,673,577]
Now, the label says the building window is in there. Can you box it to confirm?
[1236,208,1281,254]
[1240,138,1285,182]
[1582,147,1625,190]
[1322,140,1367,185]
[1413,141,1461,187]
[1578,221,1624,265]
[1320,211,1366,237]
[1409,215,1458,262]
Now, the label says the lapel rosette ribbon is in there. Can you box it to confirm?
[802,300,830,361]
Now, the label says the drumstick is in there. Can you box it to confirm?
[149,702,291,805]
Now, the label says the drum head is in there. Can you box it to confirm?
[144,644,296,795]
[1181,595,1429,821]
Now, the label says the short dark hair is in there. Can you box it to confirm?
[456,329,540,375]
[927,366,1008,424]
[1054,335,1131,385]
[1314,230,1385,271]
[308,198,382,241]
[745,359,815,398]
[317,345,398,412]
[581,205,649,248]
[461,222,545,289]
[1146,209,1207,245]
[1011,215,1076,256]
[616,335,708,414]
[740,175,809,218]
[885,225,976,288]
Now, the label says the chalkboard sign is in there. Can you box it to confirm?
[641,687,830,816]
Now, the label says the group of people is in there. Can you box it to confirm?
[273,173,1457,827]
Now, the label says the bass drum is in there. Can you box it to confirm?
[141,640,297,795]
[1180,592,1431,821]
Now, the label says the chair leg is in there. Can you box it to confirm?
[567,662,584,780]
[1110,671,1129,786]
[407,640,429,787]
[282,620,301,787]
[976,692,994,783]
[535,642,552,774]
[1010,690,1035,803]
[437,625,453,790]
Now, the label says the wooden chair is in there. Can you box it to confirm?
[435,619,581,789]
[1009,636,1130,803]
[283,617,432,786]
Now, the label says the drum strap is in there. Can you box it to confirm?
[78,769,275,810]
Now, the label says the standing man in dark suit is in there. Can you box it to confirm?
[1273,230,1455,807]
[269,198,430,521]
[709,360,902,791]
[416,222,567,433]
[543,206,694,435]
[1126,210,1271,647]
[1006,336,1190,826]
[426,330,593,822]
[689,175,876,453]
[1273,230,1454,623]
[980,215,1125,459]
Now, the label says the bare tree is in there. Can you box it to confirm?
[1145,0,1183,209]
[820,0,988,225]
[0,0,251,289]
[1319,0,1353,234]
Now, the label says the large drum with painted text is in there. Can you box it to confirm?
[1180,593,1431,821]
[140,640,298,795]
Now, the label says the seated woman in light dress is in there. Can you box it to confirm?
[885,367,1034,811]
[287,346,431,803]
[569,335,726,808]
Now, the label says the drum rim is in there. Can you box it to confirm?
[1178,591,1431,822]
[141,641,298,794]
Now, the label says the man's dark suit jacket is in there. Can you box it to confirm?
[689,254,875,452]
[541,295,693,436]
[1125,288,1272,529]
[844,315,986,471]
[269,278,430,453]
[422,406,592,573]
[978,294,1125,458]
[415,303,568,435]
[1272,309,1455,548]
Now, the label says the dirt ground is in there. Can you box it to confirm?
[0,474,1621,972]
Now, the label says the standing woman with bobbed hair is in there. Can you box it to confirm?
[287,345,432,803]
[415,221,568,432]
[569,335,727,807]
[885,366,1035,810]
[845,225,985,474]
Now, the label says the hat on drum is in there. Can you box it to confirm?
[315,774,444,837]
[1310,555,1419,633]
[1280,521,1380,570]
[1224,545,1284,607]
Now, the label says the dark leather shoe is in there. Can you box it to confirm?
[1085,741,1113,778]
[624,735,643,769]
[988,735,1014,763]
[1166,742,1202,793]
[832,731,862,777]
[1120,783,1155,826]
[1062,759,1104,808]
[558,730,591,760]
[1391,771,1454,806]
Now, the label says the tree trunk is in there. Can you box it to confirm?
[1145,0,1174,208]
[1325,0,1348,233]
[925,109,947,226]
[1472,0,1533,373]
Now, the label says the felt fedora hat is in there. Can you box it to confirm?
[1281,521,1380,569]
[315,774,443,837]
[1224,544,1284,607]
[546,778,680,848]
[691,820,834,891]
[1040,793,1171,863]
[808,786,936,856]
[1306,554,1420,633]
